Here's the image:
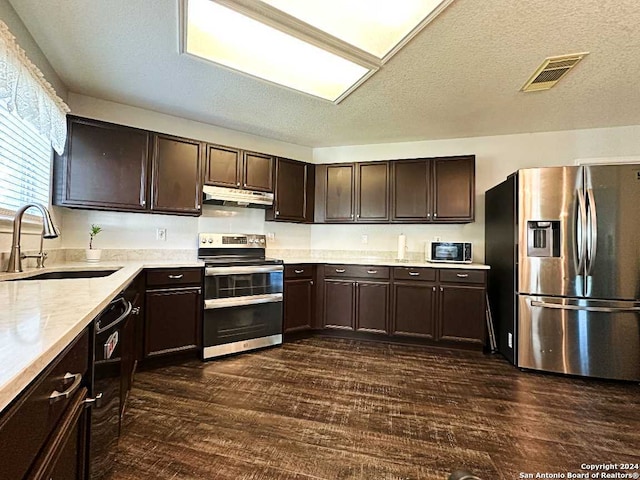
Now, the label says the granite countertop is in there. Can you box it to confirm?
[0,260,203,413]
[277,256,490,270]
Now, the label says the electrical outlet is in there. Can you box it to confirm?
[361,234,368,244]
[508,333,513,348]
[156,228,167,241]
[266,232,275,241]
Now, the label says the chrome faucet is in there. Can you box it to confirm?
[6,204,60,273]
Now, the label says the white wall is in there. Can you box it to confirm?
[312,125,640,261]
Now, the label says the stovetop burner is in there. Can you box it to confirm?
[197,233,281,267]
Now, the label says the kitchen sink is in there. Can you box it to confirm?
[7,269,120,281]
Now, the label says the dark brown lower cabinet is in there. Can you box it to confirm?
[28,387,88,480]
[439,285,486,345]
[284,278,314,333]
[392,282,436,339]
[144,268,203,359]
[324,280,355,329]
[355,281,388,333]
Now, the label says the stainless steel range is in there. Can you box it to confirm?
[198,233,284,360]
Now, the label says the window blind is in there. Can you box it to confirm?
[0,106,52,216]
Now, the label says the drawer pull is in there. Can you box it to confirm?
[367,270,378,274]
[456,273,469,278]
[335,268,346,273]
[50,372,82,405]
[409,272,420,276]
[84,392,103,408]
[294,269,304,274]
[168,274,184,279]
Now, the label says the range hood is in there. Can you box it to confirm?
[202,185,273,208]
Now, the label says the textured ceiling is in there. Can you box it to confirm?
[9,0,640,147]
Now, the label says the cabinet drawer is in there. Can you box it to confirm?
[392,267,436,282]
[0,329,89,480]
[324,265,389,279]
[439,269,486,285]
[146,268,202,287]
[285,265,314,279]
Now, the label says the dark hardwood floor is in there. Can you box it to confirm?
[109,338,640,480]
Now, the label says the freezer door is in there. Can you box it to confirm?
[584,165,640,300]
[518,295,640,381]
[518,167,584,297]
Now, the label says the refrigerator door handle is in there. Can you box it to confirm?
[576,188,587,274]
[586,188,598,276]
[530,300,640,313]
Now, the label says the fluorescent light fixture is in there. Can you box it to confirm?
[185,0,371,102]
[259,0,451,59]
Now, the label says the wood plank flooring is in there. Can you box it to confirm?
[107,338,640,480]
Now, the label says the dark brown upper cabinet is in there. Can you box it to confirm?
[356,162,389,222]
[316,156,474,224]
[204,144,240,188]
[54,117,203,217]
[321,163,356,222]
[205,144,273,192]
[391,159,431,222]
[150,134,203,215]
[54,116,150,211]
[432,156,475,222]
[266,157,315,223]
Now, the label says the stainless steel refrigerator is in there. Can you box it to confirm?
[485,165,640,381]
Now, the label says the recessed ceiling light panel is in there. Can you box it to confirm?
[259,0,452,59]
[185,0,371,102]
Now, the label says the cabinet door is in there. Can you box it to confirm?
[55,117,149,211]
[284,278,314,333]
[356,281,388,333]
[145,288,201,357]
[432,156,475,222]
[356,162,389,222]
[439,285,485,344]
[392,282,436,338]
[243,151,274,192]
[324,164,355,222]
[272,158,308,222]
[27,387,88,480]
[151,134,202,215]
[391,159,431,222]
[205,144,241,188]
[324,280,355,329]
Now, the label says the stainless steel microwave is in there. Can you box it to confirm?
[427,242,472,264]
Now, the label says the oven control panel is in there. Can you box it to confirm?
[198,233,266,248]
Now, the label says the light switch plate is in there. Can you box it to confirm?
[156,228,167,241]
[361,234,368,244]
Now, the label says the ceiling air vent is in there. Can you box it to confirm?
[521,53,589,92]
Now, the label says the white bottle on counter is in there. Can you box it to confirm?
[397,234,407,261]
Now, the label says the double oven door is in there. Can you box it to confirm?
[203,264,284,359]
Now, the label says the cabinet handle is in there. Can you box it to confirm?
[350,214,354,218]
[168,274,184,279]
[335,268,346,273]
[409,272,420,276]
[367,270,378,274]
[434,213,437,218]
[141,200,146,207]
[310,281,314,286]
[440,287,443,292]
[456,273,469,278]
[294,269,304,274]
[427,213,431,217]
[237,182,240,186]
[276,211,280,216]
[50,372,82,405]
[244,183,247,187]
[131,306,141,315]
[196,203,201,209]
[84,392,103,408]
[357,214,360,218]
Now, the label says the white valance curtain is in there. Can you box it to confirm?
[0,20,69,155]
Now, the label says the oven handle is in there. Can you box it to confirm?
[205,293,283,309]
[205,265,284,276]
